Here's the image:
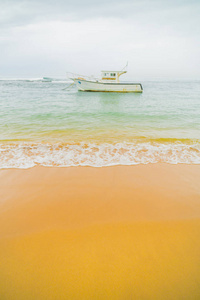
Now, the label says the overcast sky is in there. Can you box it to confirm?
[0,0,200,79]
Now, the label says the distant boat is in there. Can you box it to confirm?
[68,66,143,93]
[42,77,52,82]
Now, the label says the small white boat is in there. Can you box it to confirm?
[68,67,143,93]
[42,77,52,82]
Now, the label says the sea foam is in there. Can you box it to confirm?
[0,142,200,169]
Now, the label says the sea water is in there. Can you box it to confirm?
[0,79,200,168]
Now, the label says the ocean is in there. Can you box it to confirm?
[0,79,200,168]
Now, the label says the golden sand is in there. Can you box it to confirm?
[0,164,200,299]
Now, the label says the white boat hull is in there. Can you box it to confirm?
[74,79,143,93]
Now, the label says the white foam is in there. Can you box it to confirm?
[0,78,43,81]
[0,78,67,82]
[0,142,200,169]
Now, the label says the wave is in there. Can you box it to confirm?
[0,78,43,82]
[0,78,68,83]
[0,142,200,169]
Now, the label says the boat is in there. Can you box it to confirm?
[42,77,52,82]
[68,66,143,93]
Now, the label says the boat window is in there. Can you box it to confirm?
[103,72,115,77]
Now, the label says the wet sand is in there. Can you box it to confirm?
[0,164,200,299]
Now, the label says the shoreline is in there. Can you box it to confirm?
[1,160,200,170]
[0,164,200,299]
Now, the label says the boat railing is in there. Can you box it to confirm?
[66,72,99,82]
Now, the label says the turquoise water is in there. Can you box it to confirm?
[0,79,200,168]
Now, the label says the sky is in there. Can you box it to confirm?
[0,0,200,80]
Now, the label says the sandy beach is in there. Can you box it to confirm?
[0,164,200,299]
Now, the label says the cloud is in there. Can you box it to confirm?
[0,0,200,78]
[1,0,199,27]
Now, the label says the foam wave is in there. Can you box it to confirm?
[0,78,43,81]
[0,78,68,82]
[0,142,200,169]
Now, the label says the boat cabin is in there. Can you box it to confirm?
[101,70,127,83]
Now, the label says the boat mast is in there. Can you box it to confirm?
[116,62,128,83]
